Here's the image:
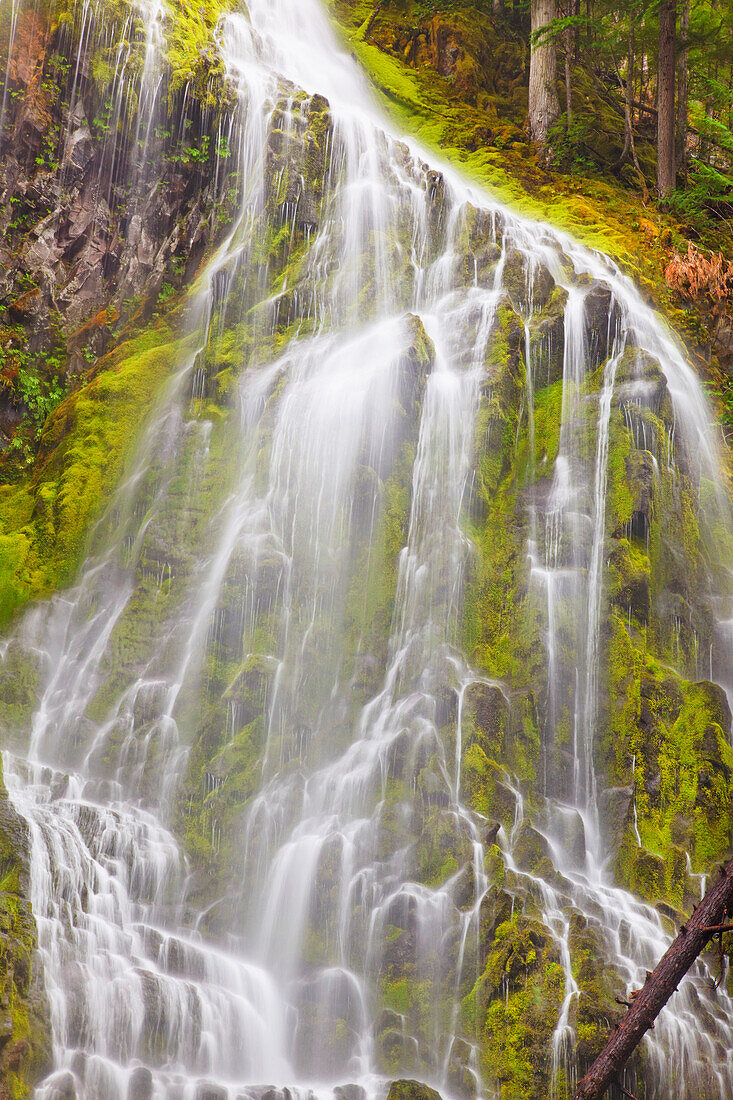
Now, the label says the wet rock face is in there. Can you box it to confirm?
[0,71,218,348]
[43,1070,77,1100]
[528,285,567,388]
[265,91,333,232]
[598,786,633,853]
[0,761,52,1095]
[582,279,623,366]
[503,248,556,316]
[0,2,238,449]
[195,1087,228,1100]
[333,1085,366,1100]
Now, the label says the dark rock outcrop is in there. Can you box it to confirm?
[0,3,238,450]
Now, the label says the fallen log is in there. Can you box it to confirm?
[573,860,733,1100]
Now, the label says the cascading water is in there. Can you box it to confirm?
[1,1,733,1099]
[58,0,166,192]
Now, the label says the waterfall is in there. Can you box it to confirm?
[1,0,733,1099]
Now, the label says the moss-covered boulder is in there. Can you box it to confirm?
[386,1080,443,1100]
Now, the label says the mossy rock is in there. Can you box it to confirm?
[0,760,52,1096]
[598,785,633,856]
[398,313,435,425]
[454,203,502,286]
[0,640,42,752]
[512,822,554,880]
[0,324,182,621]
[386,1081,443,1100]
[460,682,540,799]
[411,807,473,890]
[528,284,567,389]
[581,279,622,368]
[466,914,564,1098]
[460,743,516,829]
[265,91,334,231]
[503,248,555,316]
[607,538,650,623]
[622,843,667,904]
[445,1035,478,1100]
[567,911,625,1071]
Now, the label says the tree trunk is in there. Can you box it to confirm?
[529,0,561,145]
[656,0,676,197]
[621,21,635,163]
[573,861,733,1100]
[640,52,648,120]
[676,0,689,183]
[564,22,573,129]
[620,20,649,201]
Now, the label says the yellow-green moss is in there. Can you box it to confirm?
[0,323,184,621]
[0,761,52,1096]
[464,915,564,1099]
[164,0,239,108]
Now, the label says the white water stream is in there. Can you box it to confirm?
[1,1,733,1099]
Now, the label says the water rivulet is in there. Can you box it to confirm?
[1,1,733,1098]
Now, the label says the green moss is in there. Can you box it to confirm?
[606,418,635,531]
[1,5,731,1097]
[464,915,564,1098]
[412,808,472,887]
[0,762,52,1096]
[0,643,42,753]
[605,611,733,904]
[165,0,238,108]
[461,302,548,694]
[0,324,183,621]
[567,912,624,1073]
[49,0,239,113]
[386,1081,442,1100]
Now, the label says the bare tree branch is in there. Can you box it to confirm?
[573,861,733,1100]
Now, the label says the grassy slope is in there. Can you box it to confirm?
[331,3,665,256]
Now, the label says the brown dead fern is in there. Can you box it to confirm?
[665,243,733,312]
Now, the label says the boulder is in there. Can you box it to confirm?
[44,1071,77,1100]
[127,1067,154,1100]
[583,280,622,367]
[195,1087,227,1100]
[333,1086,366,1100]
[598,786,633,852]
[386,1081,443,1100]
